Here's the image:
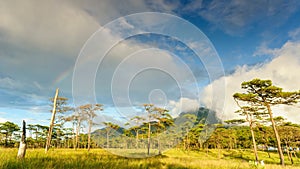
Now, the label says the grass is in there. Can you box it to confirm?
[0,148,299,169]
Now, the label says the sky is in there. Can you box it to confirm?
[1,0,300,128]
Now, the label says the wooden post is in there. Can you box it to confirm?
[45,88,59,152]
[17,120,27,159]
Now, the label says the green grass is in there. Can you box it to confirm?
[0,148,299,169]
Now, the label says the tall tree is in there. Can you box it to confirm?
[72,111,86,150]
[227,105,265,163]
[182,114,197,151]
[45,88,59,152]
[277,123,300,164]
[130,116,145,149]
[79,104,103,151]
[103,122,120,149]
[152,107,173,155]
[143,104,155,155]
[233,78,300,166]
[0,121,20,147]
[45,89,72,151]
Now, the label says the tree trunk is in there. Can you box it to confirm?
[4,133,8,147]
[250,123,259,162]
[136,130,139,149]
[75,119,81,150]
[72,122,75,149]
[286,142,294,164]
[45,88,59,153]
[292,151,298,160]
[88,120,92,152]
[285,141,292,162]
[266,103,285,166]
[17,120,26,159]
[265,144,271,158]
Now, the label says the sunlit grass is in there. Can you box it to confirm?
[0,148,299,169]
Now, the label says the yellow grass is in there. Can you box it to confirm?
[0,148,299,169]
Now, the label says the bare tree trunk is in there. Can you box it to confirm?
[88,120,92,152]
[45,88,59,153]
[17,120,26,159]
[286,142,294,164]
[75,119,81,150]
[250,123,259,162]
[266,103,285,166]
[286,141,292,162]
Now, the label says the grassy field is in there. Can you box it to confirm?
[0,148,299,169]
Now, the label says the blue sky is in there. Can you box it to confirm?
[1,0,300,127]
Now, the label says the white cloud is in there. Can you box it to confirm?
[168,98,200,117]
[201,41,300,124]
[0,77,23,90]
[253,42,279,57]
[0,112,8,123]
[0,118,8,123]
[289,27,300,41]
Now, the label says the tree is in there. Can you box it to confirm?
[206,126,227,159]
[0,121,20,147]
[143,104,155,155]
[46,89,73,151]
[233,78,300,166]
[17,120,26,159]
[71,111,86,150]
[79,104,103,151]
[277,123,300,164]
[103,122,120,149]
[182,114,197,151]
[129,116,145,149]
[152,107,173,154]
[228,105,266,163]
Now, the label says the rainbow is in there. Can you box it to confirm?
[52,66,74,86]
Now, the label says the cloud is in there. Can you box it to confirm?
[0,77,23,90]
[0,0,156,110]
[0,0,100,54]
[0,0,219,111]
[289,27,300,41]
[168,98,200,117]
[0,117,8,123]
[201,41,300,124]
[0,112,8,123]
[253,42,280,57]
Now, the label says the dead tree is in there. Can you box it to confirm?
[17,120,26,159]
[45,88,59,152]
